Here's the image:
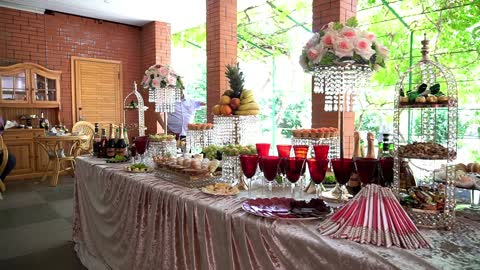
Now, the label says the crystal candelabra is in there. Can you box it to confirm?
[312,63,372,112]
[311,62,373,159]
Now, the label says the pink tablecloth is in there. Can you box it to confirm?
[73,156,480,270]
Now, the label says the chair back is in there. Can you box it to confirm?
[72,121,95,154]
[0,135,8,174]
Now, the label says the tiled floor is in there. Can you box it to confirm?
[0,176,86,270]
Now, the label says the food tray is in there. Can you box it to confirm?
[155,168,220,188]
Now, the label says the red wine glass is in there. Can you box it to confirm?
[285,157,306,199]
[313,144,329,159]
[379,157,394,187]
[307,158,329,198]
[355,158,380,186]
[134,136,149,162]
[239,154,259,198]
[261,156,281,197]
[331,158,354,202]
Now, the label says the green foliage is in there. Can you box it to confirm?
[345,17,359,27]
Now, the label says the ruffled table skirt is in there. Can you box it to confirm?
[73,157,480,270]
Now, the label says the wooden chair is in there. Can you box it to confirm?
[0,135,8,193]
[72,121,95,155]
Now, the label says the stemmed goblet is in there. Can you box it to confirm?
[313,144,330,159]
[276,144,292,193]
[379,157,394,187]
[134,136,149,163]
[293,145,308,191]
[307,158,329,198]
[261,156,281,198]
[331,158,354,202]
[239,154,259,198]
[355,158,380,186]
[255,143,270,196]
[285,157,306,199]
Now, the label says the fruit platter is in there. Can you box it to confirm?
[125,163,154,173]
[106,154,130,163]
[211,63,260,116]
[201,183,239,196]
[242,198,332,220]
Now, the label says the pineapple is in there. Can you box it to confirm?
[225,63,245,98]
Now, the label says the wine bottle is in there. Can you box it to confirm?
[366,132,376,159]
[93,123,100,156]
[124,127,129,146]
[115,127,120,144]
[347,131,361,195]
[39,112,45,128]
[115,123,128,156]
[98,128,107,158]
[106,124,116,158]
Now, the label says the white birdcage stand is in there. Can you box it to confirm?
[123,81,148,136]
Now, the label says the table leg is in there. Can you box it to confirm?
[50,158,61,187]
[41,159,52,182]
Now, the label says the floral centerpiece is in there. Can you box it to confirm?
[141,64,184,90]
[299,17,389,71]
[140,64,184,112]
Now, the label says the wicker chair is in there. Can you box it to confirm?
[0,135,8,193]
[72,121,95,155]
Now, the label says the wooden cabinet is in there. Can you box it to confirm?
[3,129,49,181]
[0,62,61,108]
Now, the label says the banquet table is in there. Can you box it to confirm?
[73,156,480,270]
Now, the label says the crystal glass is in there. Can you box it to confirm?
[239,154,259,198]
[276,144,292,193]
[355,158,380,186]
[313,144,329,159]
[255,143,270,157]
[379,157,394,187]
[331,158,354,201]
[261,156,280,198]
[276,144,292,158]
[285,157,306,199]
[293,145,309,158]
[307,158,329,198]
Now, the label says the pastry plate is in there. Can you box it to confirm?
[201,186,240,196]
[242,197,332,220]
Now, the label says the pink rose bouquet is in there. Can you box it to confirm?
[299,17,388,71]
[141,64,184,90]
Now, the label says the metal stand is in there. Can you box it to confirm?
[123,82,148,136]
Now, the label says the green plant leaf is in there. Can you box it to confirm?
[345,17,359,27]
[333,22,343,31]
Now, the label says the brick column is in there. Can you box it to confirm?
[206,0,237,122]
[312,0,357,157]
[141,21,171,134]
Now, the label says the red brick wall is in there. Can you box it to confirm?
[0,7,171,136]
[312,0,356,157]
[141,21,172,134]
[206,0,237,122]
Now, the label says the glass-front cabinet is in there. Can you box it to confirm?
[0,63,61,108]
[0,69,29,104]
[31,69,60,105]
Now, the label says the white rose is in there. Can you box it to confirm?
[354,37,375,60]
[340,26,358,40]
[375,43,389,60]
[333,38,354,58]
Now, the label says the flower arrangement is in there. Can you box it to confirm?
[141,64,184,89]
[299,17,389,71]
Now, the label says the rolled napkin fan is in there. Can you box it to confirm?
[319,184,431,249]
